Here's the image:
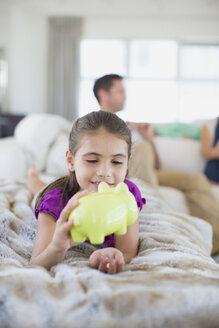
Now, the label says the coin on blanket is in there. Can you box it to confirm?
[106,256,110,269]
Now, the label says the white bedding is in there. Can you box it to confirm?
[0,178,219,328]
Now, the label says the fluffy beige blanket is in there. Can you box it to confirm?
[0,178,219,328]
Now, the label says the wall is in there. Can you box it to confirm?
[0,8,10,50]
[84,17,219,41]
[8,8,48,114]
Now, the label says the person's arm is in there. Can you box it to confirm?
[201,125,219,160]
[30,213,71,270]
[127,121,161,169]
[135,123,160,170]
[114,218,139,263]
[30,190,87,270]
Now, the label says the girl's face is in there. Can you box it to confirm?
[66,128,129,192]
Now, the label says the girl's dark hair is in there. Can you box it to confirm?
[35,111,132,209]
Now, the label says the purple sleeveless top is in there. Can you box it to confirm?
[35,179,146,247]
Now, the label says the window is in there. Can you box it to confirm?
[178,44,219,121]
[180,45,219,79]
[80,40,126,78]
[129,40,177,79]
[79,40,219,123]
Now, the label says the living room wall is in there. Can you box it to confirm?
[84,16,219,40]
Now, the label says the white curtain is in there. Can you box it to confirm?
[48,17,83,121]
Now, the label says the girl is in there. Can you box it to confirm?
[30,111,145,274]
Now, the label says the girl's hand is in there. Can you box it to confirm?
[51,190,88,253]
[89,248,125,274]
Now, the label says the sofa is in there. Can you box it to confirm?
[1,113,219,327]
[1,113,218,215]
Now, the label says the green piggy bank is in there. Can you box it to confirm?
[68,181,138,244]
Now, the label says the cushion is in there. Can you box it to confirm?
[154,136,206,172]
[14,114,71,171]
[0,137,27,179]
[45,132,69,176]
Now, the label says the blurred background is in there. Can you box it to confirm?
[0,0,219,126]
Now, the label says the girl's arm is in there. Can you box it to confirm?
[136,123,160,170]
[127,121,160,170]
[114,218,139,263]
[201,125,219,160]
[30,213,72,270]
[30,191,87,270]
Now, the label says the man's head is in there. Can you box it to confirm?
[93,74,126,113]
